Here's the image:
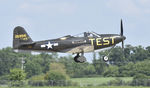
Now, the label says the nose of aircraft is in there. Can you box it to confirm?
[115,35,126,44]
[122,36,126,40]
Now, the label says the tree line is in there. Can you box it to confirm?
[0,45,150,86]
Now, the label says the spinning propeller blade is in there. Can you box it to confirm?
[120,19,125,50]
[120,19,123,36]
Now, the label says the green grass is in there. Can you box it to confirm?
[71,77,133,86]
[0,86,150,88]
[0,77,143,88]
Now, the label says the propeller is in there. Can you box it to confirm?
[120,19,123,36]
[120,19,125,50]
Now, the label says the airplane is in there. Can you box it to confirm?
[13,20,126,63]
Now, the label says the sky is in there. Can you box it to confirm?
[0,0,150,61]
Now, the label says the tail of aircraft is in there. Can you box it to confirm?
[13,26,33,49]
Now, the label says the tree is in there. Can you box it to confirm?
[130,46,148,62]
[83,64,96,75]
[109,46,125,66]
[146,46,150,57]
[59,55,96,77]
[9,68,26,86]
[44,62,69,86]
[9,68,26,81]
[45,71,67,82]
[93,58,107,75]
[132,73,150,86]
[103,65,119,77]
[49,63,67,75]
[25,60,42,78]
[0,47,21,76]
[118,62,135,77]
[118,60,150,77]
[39,53,55,73]
[58,55,75,77]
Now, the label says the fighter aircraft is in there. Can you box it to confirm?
[13,20,126,63]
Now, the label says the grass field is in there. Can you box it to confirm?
[71,77,133,86]
[0,77,147,88]
[0,86,149,88]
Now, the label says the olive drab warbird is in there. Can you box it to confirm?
[13,20,126,63]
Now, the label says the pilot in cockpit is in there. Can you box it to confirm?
[84,32,98,37]
[84,32,92,37]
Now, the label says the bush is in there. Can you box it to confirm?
[28,80,46,86]
[131,73,150,86]
[28,75,46,86]
[10,81,25,87]
[9,68,26,87]
[103,65,119,77]
[0,75,9,85]
[44,71,67,86]
[107,78,125,86]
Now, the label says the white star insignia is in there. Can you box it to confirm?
[46,41,53,49]
[41,41,59,49]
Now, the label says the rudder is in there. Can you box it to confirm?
[13,26,33,49]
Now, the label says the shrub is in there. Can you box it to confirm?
[44,71,67,86]
[103,65,119,77]
[107,78,125,86]
[28,75,46,86]
[131,73,150,86]
[9,68,26,87]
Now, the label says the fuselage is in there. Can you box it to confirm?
[17,34,126,53]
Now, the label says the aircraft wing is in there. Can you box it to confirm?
[20,42,36,45]
[18,42,36,47]
[62,44,94,54]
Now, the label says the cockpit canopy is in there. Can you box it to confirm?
[60,32,101,40]
[74,32,101,37]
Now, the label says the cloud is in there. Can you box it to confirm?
[106,0,150,16]
[19,2,77,15]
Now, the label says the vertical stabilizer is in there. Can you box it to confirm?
[13,26,33,49]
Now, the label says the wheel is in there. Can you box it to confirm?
[77,56,86,63]
[103,56,109,62]
[74,56,79,62]
[74,54,86,63]
[74,54,80,63]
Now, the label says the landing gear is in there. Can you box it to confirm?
[103,56,109,62]
[74,53,86,63]
[102,45,115,62]
[74,53,80,62]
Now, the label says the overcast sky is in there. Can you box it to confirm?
[0,0,150,61]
